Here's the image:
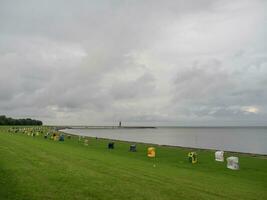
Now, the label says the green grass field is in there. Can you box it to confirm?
[0,126,266,200]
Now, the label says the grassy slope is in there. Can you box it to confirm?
[0,127,266,200]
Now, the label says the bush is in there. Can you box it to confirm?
[0,115,42,126]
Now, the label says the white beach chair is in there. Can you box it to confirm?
[215,151,224,162]
[227,156,239,170]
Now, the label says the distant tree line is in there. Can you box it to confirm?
[0,115,42,126]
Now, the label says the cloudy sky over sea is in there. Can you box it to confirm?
[0,0,267,126]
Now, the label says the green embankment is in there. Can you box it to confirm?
[0,126,266,200]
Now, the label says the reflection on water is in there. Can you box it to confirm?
[61,127,267,155]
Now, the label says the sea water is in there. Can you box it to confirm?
[61,127,267,155]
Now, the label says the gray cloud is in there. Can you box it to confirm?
[110,71,156,100]
[0,0,267,125]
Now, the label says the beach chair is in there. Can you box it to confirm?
[147,147,155,157]
[59,134,64,141]
[108,142,114,149]
[227,156,239,170]
[215,151,224,162]
[129,144,137,152]
[188,152,197,164]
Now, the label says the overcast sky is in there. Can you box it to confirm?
[0,0,267,126]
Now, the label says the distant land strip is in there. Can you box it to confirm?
[55,126,156,129]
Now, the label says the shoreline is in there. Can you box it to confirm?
[52,125,267,130]
[59,129,267,158]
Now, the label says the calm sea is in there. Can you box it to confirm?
[61,127,267,155]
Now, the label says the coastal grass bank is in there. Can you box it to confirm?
[0,126,266,200]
